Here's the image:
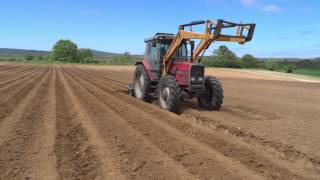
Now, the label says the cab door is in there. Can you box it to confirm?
[145,41,160,81]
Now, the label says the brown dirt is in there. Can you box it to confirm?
[0,64,319,179]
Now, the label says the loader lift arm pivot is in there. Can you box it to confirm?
[162,19,256,74]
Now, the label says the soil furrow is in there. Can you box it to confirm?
[75,66,127,88]
[0,66,43,92]
[72,66,320,179]
[0,65,40,88]
[28,66,58,179]
[62,67,198,179]
[54,67,109,180]
[1,64,319,179]
[0,64,36,79]
[77,65,320,177]
[0,64,23,75]
[183,108,320,171]
[0,66,47,122]
[0,65,44,96]
[64,66,263,180]
[0,66,49,145]
[0,66,53,179]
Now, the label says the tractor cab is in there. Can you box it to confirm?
[144,33,192,81]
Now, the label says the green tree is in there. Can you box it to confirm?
[51,39,78,62]
[78,48,93,63]
[124,51,131,61]
[241,54,258,68]
[37,56,44,61]
[26,55,34,61]
[108,52,135,65]
[264,60,280,71]
[211,46,240,68]
[285,64,297,73]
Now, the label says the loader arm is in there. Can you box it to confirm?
[162,19,256,75]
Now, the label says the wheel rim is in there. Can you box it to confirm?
[134,74,144,98]
[159,87,170,109]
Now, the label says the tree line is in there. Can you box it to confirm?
[201,45,320,73]
[3,40,318,71]
[19,39,134,64]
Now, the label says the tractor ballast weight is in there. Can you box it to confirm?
[129,19,255,113]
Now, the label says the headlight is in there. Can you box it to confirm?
[197,77,203,81]
[190,77,196,81]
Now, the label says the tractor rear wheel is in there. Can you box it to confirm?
[158,75,182,113]
[134,64,151,101]
[197,76,223,110]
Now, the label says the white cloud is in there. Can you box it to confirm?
[81,9,104,16]
[300,30,315,35]
[239,0,283,13]
[260,4,283,12]
[204,0,226,6]
[314,43,320,47]
[241,0,256,6]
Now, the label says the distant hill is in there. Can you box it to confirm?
[0,48,121,57]
[0,48,317,60]
[89,49,119,57]
[0,48,49,56]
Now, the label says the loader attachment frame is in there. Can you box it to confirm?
[162,19,256,74]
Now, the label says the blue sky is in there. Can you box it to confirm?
[0,0,319,58]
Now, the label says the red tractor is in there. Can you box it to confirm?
[129,19,255,113]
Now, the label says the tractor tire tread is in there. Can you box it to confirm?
[198,76,224,111]
[158,75,182,113]
[134,64,151,102]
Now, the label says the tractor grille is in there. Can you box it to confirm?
[190,65,204,86]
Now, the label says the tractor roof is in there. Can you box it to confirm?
[144,33,175,42]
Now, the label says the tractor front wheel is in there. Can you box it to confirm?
[197,76,224,111]
[158,75,182,113]
[134,64,151,101]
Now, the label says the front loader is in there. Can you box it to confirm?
[129,19,255,113]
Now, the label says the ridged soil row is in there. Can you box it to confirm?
[182,107,320,173]
[0,65,45,96]
[0,64,41,88]
[0,63,10,70]
[74,66,128,88]
[0,66,48,122]
[64,66,263,180]
[0,66,54,179]
[62,67,198,179]
[0,66,49,143]
[0,64,35,78]
[0,66,43,93]
[0,64,38,77]
[0,64,23,75]
[0,65,44,95]
[27,66,58,179]
[70,66,319,179]
[55,67,118,180]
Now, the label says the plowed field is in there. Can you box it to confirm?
[0,63,319,180]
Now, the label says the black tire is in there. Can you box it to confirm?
[197,76,223,111]
[158,75,182,113]
[133,64,151,101]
